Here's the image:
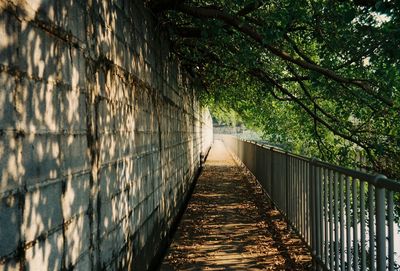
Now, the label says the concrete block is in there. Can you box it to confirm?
[96,70,107,98]
[99,229,119,267]
[114,8,128,41]
[20,134,61,186]
[145,174,153,200]
[0,73,17,130]
[131,203,145,235]
[124,157,135,182]
[0,193,21,258]
[0,133,20,193]
[130,177,139,209]
[99,133,118,164]
[137,176,147,204]
[62,173,90,220]
[58,43,72,85]
[0,11,19,66]
[100,228,125,266]
[113,191,129,221]
[18,22,58,81]
[113,39,124,67]
[99,197,113,236]
[114,221,128,251]
[122,43,132,72]
[70,47,86,89]
[145,192,155,217]
[100,163,118,202]
[122,105,136,132]
[61,134,89,175]
[100,191,129,237]
[117,159,132,190]
[65,3,86,42]
[136,222,147,251]
[22,181,63,242]
[153,186,161,209]
[94,24,112,60]
[18,80,60,133]
[114,104,129,132]
[60,88,87,132]
[58,50,85,89]
[64,214,90,267]
[119,132,134,158]
[97,99,115,133]
[25,231,63,271]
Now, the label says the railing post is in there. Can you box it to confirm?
[310,158,317,270]
[270,147,274,202]
[375,175,387,271]
[285,153,289,220]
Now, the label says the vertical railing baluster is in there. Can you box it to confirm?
[324,168,329,266]
[286,154,289,217]
[288,156,292,224]
[302,160,305,239]
[277,154,281,207]
[283,156,286,209]
[271,148,274,202]
[306,161,309,241]
[339,174,345,270]
[334,172,339,271]
[292,158,295,227]
[290,157,296,226]
[318,167,323,266]
[368,184,375,271]
[302,160,305,238]
[279,154,286,206]
[374,174,387,271]
[329,170,334,269]
[375,184,386,271]
[388,191,394,271]
[297,159,300,234]
[296,159,299,230]
[310,159,316,269]
[360,181,366,270]
[346,176,352,270]
[292,157,295,225]
[297,162,303,235]
[353,178,359,271]
[308,162,311,243]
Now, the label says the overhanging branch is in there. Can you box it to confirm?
[173,4,394,107]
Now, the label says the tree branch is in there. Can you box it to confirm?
[174,4,394,107]
[237,0,266,16]
[249,68,373,149]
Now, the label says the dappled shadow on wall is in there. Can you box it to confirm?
[1,0,208,270]
[1,0,92,269]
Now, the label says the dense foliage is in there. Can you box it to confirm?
[148,0,400,179]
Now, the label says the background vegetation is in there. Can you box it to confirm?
[148,0,400,179]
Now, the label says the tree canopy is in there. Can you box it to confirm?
[148,0,400,178]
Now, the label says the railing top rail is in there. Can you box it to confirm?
[223,135,400,192]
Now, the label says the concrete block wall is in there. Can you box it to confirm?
[0,0,213,270]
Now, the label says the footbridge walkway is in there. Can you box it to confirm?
[159,137,400,271]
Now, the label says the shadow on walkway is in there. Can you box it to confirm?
[160,140,312,270]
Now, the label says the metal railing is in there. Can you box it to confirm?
[222,135,400,271]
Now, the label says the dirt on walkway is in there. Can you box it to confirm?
[160,140,312,270]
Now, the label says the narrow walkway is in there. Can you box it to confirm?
[160,140,311,270]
